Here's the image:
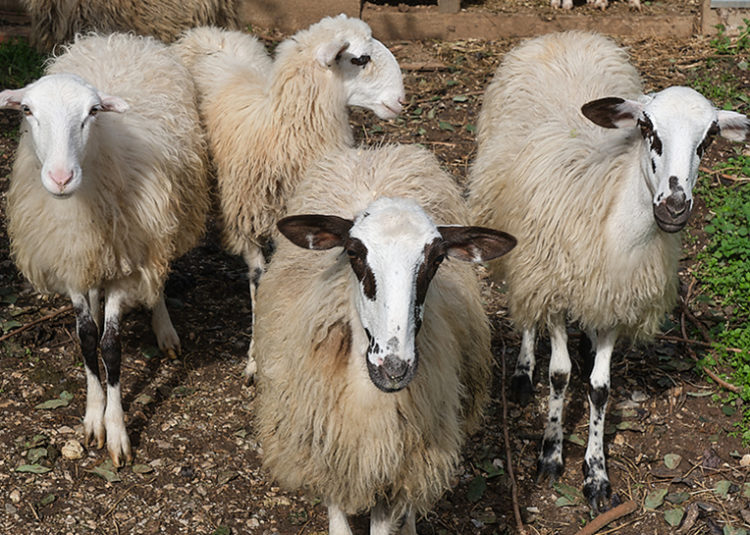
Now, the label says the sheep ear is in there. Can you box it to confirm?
[438,226,517,262]
[581,97,643,129]
[717,110,750,142]
[98,93,129,113]
[278,214,353,250]
[316,40,350,68]
[0,88,27,110]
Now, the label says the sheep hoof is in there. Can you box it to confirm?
[583,477,612,514]
[509,374,534,406]
[166,348,179,360]
[536,456,564,484]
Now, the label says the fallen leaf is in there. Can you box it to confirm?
[665,492,690,504]
[39,493,56,506]
[15,464,51,474]
[452,95,469,102]
[35,391,73,410]
[466,475,486,503]
[131,464,153,474]
[714,480,732,498]
[553,482,583,504]
[664,507,684,527]
[664,453,682,469]
[217,470,237,486]
[27,447,47,464]
[645,488,669,510]
[211,527,231,535]
[438,121,455,132]
[89,460,122,483]
[566,433,586,447]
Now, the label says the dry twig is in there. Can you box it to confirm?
[500,337,527,535]
[0,305,73,343]
[573,500,638,535]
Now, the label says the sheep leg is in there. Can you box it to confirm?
[583,328,616,514]
[536,315,569,482]
[327,504,353,535]
[510,326,536,405]
[151,291,180,359]
[243,245,265,383]
[551,0,574,8]
[72,292,106,450]
[101,287,132,467]
[371,500,415,535]
[88,288,102,331]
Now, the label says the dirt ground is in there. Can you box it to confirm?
[2,3,750,535]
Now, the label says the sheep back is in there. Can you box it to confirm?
[7,33,209,306]
[180,20,358,257]
[254,145,492,515]
[22,0,239,52]
[469,31,680,340]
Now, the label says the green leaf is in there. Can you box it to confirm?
[665,492,690,504]
[141,346,159,359]
[27,447,48,464]
[131,464,153,474]
[452,95,469,102]
[35,391,73,410]
[89,461,122,483]
[715,479,732,497]
[134,393,153,405]
[478,459,503,478]
[555,496,577,507]
[466,475,486,503]
[212,527,231,535]
[552,482,583,503]
[644,488,668,510]
[39,493,56,506]
[743,482,750,498]
[664,507,684,527]
[15,464,52,474]
[664,453,682,469]
[438,121,455,132]
[722,404,737,416]
[465,124,477,133]
[566,433,586,447]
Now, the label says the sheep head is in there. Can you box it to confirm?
[278,197,515,393]
[311,14,405,120]
[0,73,128,198]
[582,86,750,233]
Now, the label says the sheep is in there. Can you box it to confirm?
[172,15,406,381]
[551,0,640,10]
[253,144,516,535]
[0,33,210,467]
[21,0,239,52]
[467,30,750,512]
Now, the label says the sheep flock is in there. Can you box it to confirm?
[1,3,750,533]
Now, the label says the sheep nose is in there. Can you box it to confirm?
[664,190,687,218]
[49,170,73,188]
[382,355,408,382]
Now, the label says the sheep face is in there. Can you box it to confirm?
[0,73,128,198]
[277,198,515,393]
[582,86,749,233]
[315,32,405,120]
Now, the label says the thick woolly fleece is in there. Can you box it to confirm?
[254,144,492,518]
[8,33,210,308]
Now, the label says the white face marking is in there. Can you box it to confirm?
[16,74,105,197]
[642,87,717,218]
[339,36,405,120]
[348,197,440,391]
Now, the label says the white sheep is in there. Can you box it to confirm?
[468,30,750,512]
[21,0,239,52]
[172,15,406,381]
[254,144,515,535]
[551,0,639,10]
[0,33,210,467]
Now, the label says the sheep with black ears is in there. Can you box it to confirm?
[254,144,515,535]
[468,30,750,512]
[0,33,210,467]
[172,15,405,381]
[21,0,239,52]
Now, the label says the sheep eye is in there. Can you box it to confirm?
[346,249,358,259]
[434,254,445,266]
[351,55,371,67]
[21,105,32,116]
[89,106,99,117]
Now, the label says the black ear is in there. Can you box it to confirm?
[278,214,353,250]
[581,97,643,129]
[438,226,517,262]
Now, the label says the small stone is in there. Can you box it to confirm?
[61,439,84,460]
[631,390,648,402]
[9,490,20,503]
[5,504,17,515]
[740,454,750,467]
[247,518,260,528]
[613,434,626,446]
